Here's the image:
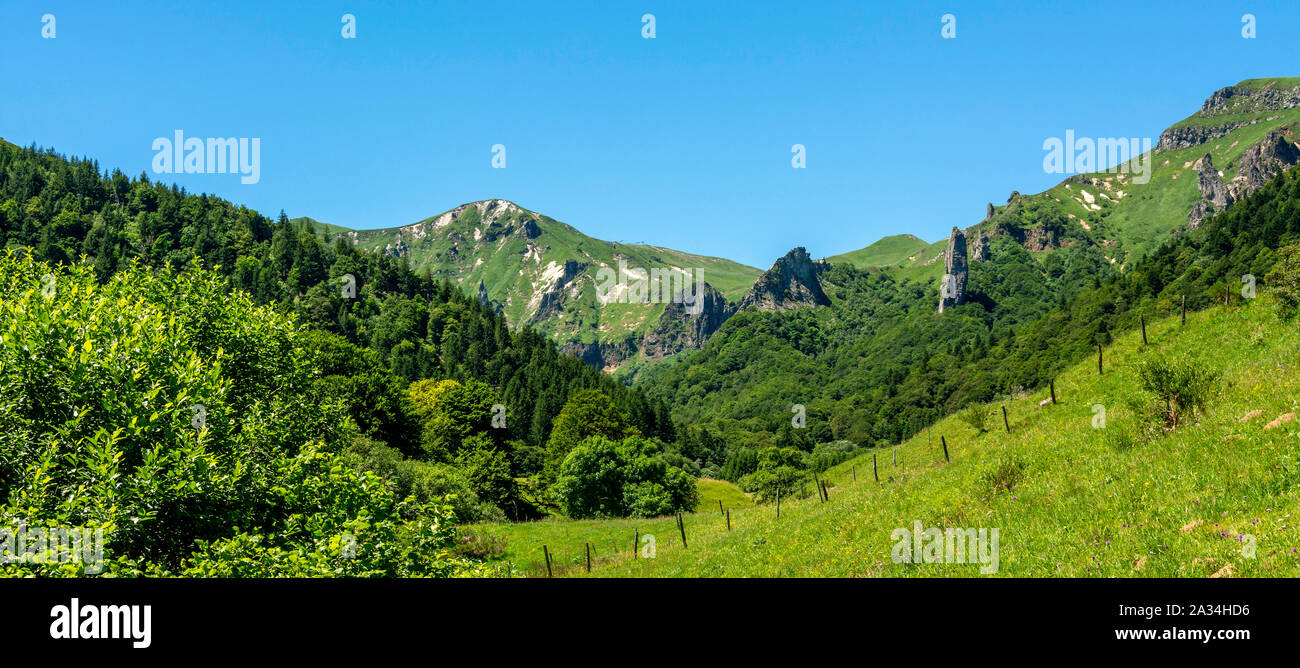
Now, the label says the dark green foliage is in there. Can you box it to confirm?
[1264,243,1300,319]
[543,389,641,485]
[554,436,698,519]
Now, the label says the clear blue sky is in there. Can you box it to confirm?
[3,1,1297,268]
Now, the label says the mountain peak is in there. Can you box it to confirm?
[738,247,831,312]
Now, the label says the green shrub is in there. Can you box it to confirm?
[0,253,482,577]
[1136,357,1221,429]
[554,436,698,519]
[958,405,990,434]
[1265,243,1300,320]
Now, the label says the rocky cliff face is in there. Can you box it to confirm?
[1159,81,1300,151]
[1188,131,1300,227]
[737,247,831,312]
[938,227,968,313]
[524,259,588,325]
[640,281,736,360]
[1233,130,1300,194]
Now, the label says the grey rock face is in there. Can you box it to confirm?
[985,202,995,220]
[1159,82,1300,151]
[1196,154,1234,208]
[938,227,968,313]
[1187,132,1300,228]
[1158,121,1257,152]
[1232,131,1300,195]
[737,247,831,312]
[526,259,587,324]
[641,281,736,360]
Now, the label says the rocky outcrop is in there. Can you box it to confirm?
[985,202,995,220]
[737,247,830,312]
[641,281,736,360]
[1158,121,1257,152]
[1159,81,1300,151]
[1197,154,1233,206]
[1187,153,1234,228]
[561,339,637,370]
[1199,83,1300,116]
[1232,131,1300,195]
[382,238,410,259]
[938,227,968,313]
[1188,132,1300,228]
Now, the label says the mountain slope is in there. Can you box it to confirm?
[306,200,761,369]
[833,77,1300,284]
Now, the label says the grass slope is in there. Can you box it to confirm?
[693,478,754,513]
[826,234,933,271]
[479,296,1299,577]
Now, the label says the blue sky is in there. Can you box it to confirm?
[2,0,1297,268]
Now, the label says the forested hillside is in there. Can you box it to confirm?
[0,139,677,529]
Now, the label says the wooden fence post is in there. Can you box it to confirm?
[1097,343,1103,374]
[719,499,724,516]
[585,543,591,573]
[776,488,780,518]
[852,465,857,482]
[1140,314,1147,345]
[1050,378,1057,404]
[543,545,553,578]
[633,530,639,559]
[677,513,688,548]
[726,509,731,531]
[1002,406,1010,433]
[941,435,949,463]
[1181,295,1187,325]
[873,453,879,482]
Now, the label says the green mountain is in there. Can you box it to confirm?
[834,77,1300,283]
[296,200,761,369]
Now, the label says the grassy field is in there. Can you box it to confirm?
[473,295,1300,577]
[694,478,754,513]
[826,234,934,271]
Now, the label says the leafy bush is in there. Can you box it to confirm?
[1136,358,1220,429]
[0,253,481,576]
[958,405,989,434]
[807,440,861,472]
[554,436,697,519]
[1265,243,1300,320]
[738,446,808,503]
